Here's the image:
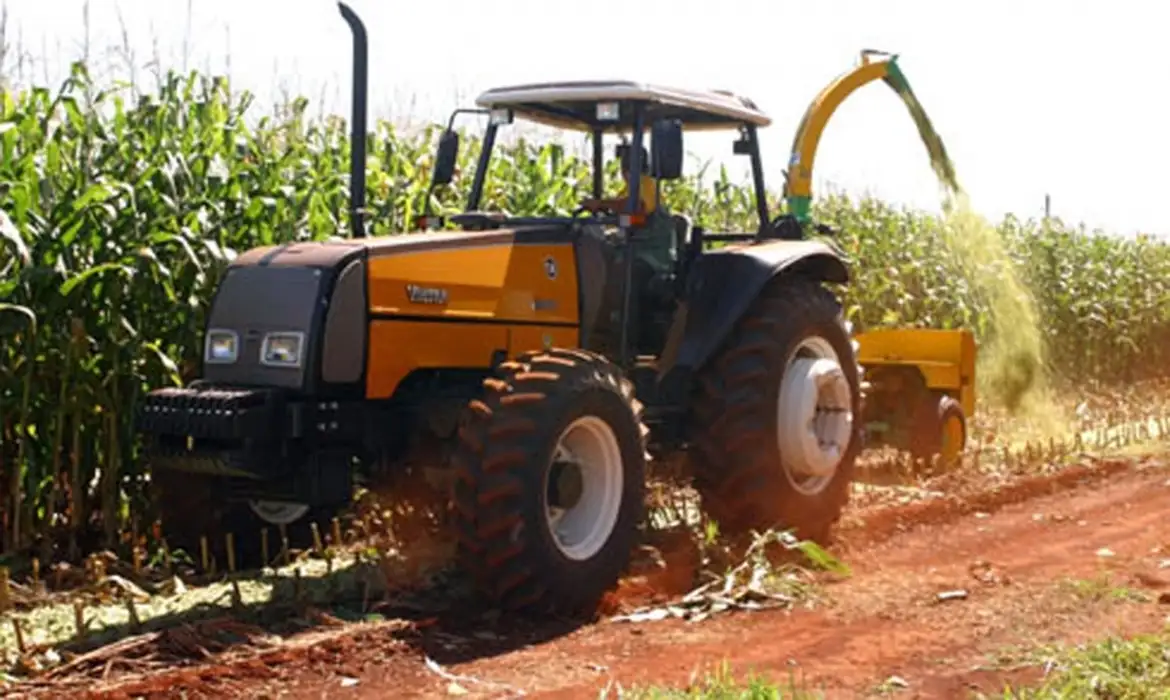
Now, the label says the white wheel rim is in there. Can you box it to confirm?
[544,415,624,562]
[249,500,310,525]
[776,336,855,496]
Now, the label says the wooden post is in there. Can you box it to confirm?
[0,567,9,613]
[11,617,25,654]
[73,600,86,639]
[226,532,237,574]
[131,515,140,574]
[231,580,244,611]
[125,598,141,631]
[358,551,371,614]
[361,572,371,614]
[280,524,290,566]
[293,567,303,608]
[311,522,324,556]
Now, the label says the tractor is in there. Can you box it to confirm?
[135,3,962,615]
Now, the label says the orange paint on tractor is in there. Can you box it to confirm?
[362,239,581,398]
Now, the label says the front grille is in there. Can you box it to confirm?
[136,386,278,441]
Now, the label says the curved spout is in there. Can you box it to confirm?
[784,51,958,222]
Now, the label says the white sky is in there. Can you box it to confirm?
[3,0,1167,237]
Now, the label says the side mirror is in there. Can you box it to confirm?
[651,119,683,180]
[432,129,459,187]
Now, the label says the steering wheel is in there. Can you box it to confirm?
[448,211,507,230]
[574,201,617,218]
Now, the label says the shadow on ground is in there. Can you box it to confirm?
[4,543,645,691]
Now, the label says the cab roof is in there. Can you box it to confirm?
[474,80,772,132]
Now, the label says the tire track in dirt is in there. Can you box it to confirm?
[24,454,1170,700]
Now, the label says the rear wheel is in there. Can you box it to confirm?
[689,276,862,543]
[450,348,647,615]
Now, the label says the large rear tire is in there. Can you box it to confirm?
[689,276,862,543]
[450,348,648,616]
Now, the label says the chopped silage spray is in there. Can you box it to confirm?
[894,84,1070,440]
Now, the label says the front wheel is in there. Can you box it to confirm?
[689,276,862,543]
[450,348,648,616]
[150,470,338,572]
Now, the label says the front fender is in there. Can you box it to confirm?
[673,239,850,374]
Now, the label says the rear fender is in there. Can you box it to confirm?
[670,239,850,374]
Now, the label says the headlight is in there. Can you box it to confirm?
[204,329,239,364]
[261,331,305,368]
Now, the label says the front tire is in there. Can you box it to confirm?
[150,470,336,572]
[689,276,862,543]
[450,348,648,616]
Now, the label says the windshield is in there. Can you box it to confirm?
[456,114,657,224]
[425,102,766,233]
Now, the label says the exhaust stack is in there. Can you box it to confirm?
[338,2,368,238]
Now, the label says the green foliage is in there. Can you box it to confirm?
[993,631,1170,699]
[1,63,1169,555]
[608,660,820,699]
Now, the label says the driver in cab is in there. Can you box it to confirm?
[581,145,659,218]
[580,146,676,278]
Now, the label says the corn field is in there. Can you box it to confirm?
[1,64,1169,560]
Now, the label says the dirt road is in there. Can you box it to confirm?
[20,453,1170,699]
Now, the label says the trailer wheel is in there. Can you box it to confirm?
[689,276,862,543]
[450,348,647,616]
[909,392,966,470]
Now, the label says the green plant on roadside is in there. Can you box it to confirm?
[603,660,822,699]
[991,631,1170,699]
[1056,574,1152,605]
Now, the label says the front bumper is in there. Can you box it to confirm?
[135,385,354,481]
[137,386,281,440]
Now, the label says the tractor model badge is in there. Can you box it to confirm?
[544,256,558,280]
[405,284,449,306]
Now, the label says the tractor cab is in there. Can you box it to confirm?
[419,80,784,239]
[417,81,814,372]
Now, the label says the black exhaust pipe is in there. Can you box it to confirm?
[338,2,368,238]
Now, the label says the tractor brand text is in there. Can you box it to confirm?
[405,284,449,305]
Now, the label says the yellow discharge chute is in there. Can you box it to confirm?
[783,50,959,222]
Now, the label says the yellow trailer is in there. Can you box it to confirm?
[855,328,976,469]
